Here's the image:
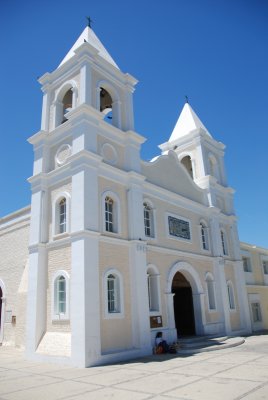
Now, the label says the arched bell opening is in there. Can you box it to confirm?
[61,89,73,124]
[100,87,113,124]
[181,155,193,179]
[172,271,196,336]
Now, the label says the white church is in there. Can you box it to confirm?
[0,24,268,368]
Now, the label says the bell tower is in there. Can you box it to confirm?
[159,102,234,216]
[26,23,148,367]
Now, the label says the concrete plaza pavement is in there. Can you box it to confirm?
[0,334,268,400]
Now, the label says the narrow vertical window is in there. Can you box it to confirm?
[59,198,67,234]
[251,302,262,322]
[200,223,209,250]
[105,196,114,232]
[262,261,268,275]
[243,257,251,272]
[55,275,66,315]
[206,275,216,310]
[227,282,235,310]
[144,202,154,238]
[221,230,228,255]
[107,274,120,313]
[147,269,160,312]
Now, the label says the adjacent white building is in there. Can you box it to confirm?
[0,24,266,368]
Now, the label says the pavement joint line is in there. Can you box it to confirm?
[232,381,268,400]
[0,377,67,396]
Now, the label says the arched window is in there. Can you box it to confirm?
[102,191,120,234]
[181,155,193,179]
[100,87,113,124]
[59,198,67,234]
[107,274,120,313]
[147,266,160,313]
[200,222,209,251]
[52,271,70,320]
[221,230,228,256]
[104,269,124,318]
[53,194,70,237]
[205,273,216,310]
[61,89,73,124]
[105,196,114,232]
[143,202,154,238]
[227,281,235,310]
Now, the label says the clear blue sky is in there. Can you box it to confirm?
[1,0,268,248]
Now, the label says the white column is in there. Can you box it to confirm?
[71,234,100,367]
[209,216,222,257]
[80,62,92,105]
[112,100,122,129]
[234,261,252,333]
[194,142,206,178]
[41,91,51,131]
[129,241,151,353]
[213,257,232,335]
[26,245,47,354]
[70,164,101,367]
[26,187,48,356]
[165,292,177,343]
[124,90,134,131]
[127,181,144,240]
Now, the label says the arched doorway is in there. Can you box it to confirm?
[172,272,196,336]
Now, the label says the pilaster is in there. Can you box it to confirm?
[129,241,151,352]
[213,257,232,334]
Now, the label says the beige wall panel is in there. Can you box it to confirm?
[47,245,71,333]
[99,242,133,351]
[145,197,209,255]
[99,178,128,239]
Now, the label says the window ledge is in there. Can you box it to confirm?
[53,232,69,240]
[104,312,125,320]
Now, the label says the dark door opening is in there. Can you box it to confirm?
[172,272,195,336]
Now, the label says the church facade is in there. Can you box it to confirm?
[0,26,268,368]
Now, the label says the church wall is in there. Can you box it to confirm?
[0,216,30,346]
[47,245,71,333]
[99,241,133,352]
[146,250,221,329]
[144,195,210,256]
[246,287,268,330]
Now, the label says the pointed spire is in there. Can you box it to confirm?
[168,102,211,143]
[58,25,119,69]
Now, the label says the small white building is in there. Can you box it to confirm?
[0,24,266,368]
